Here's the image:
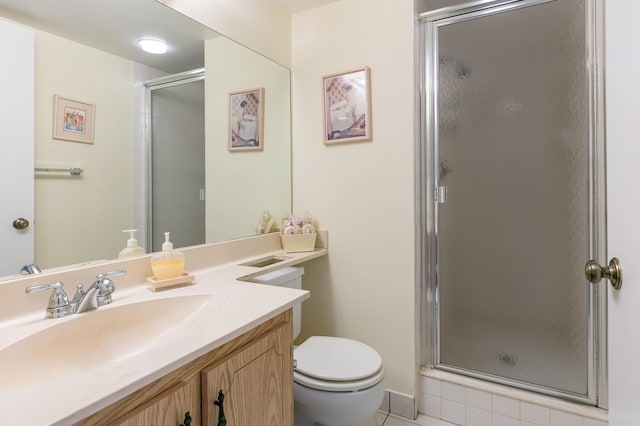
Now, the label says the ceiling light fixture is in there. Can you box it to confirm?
[137,39,168,54]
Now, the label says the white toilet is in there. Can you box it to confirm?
[251,267,385,426]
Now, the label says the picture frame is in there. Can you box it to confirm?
[322,66,372,144]
[52,95,95,144]
[228,88,265,151]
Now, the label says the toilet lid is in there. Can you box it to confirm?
[294,367,384,392]
[294,336,383,382]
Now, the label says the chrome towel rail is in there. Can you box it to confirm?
[35,167,83,176]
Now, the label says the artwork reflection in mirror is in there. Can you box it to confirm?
[52,95,95,144]
[228,88,264,151]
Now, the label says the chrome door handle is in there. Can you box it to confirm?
[585,258,622,290]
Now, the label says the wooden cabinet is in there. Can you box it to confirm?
[112,375,200,426]
[202,319,293,425]
[77,310,292,426]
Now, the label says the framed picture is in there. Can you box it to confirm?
[52,95,95,144]
[228,88,265,151]
[322,66,372,144]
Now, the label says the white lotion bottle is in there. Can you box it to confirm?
[118,229,145,258]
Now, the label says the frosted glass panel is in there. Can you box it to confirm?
[151,80,206,252]
[437,0,589,395]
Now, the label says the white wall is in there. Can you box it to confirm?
[34,30,133,268]
[291,0,417,397]
[162,0,292,68]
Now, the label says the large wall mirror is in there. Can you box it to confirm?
[0,0,291,280]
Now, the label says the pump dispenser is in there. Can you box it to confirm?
[150,232,185,280]
[118,229,145,259]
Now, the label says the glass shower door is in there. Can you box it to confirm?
[150,78,206,252]
[427,0,601,403]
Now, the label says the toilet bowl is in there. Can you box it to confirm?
[293,336,385,425]
[250,267,385,426]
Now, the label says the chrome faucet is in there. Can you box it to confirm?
[25,269,125,319]
[71,269,123,313]
[25,282,74,318]
[20,263,42,275]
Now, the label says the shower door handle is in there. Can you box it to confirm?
[585,258,622,290]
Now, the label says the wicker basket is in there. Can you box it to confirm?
[280,232,317,253]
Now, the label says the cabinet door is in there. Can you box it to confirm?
[202,322,293,426]
[111,374,201,426]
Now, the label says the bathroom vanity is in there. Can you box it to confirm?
[79,310,293,425]
[0,232,327,425]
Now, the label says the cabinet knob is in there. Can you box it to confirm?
[214,390,227,426]
[180,411,191,426]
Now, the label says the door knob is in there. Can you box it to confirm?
[585,258,622,290]
[12,217,30,230]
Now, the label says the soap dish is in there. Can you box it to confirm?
[146,272,195,292]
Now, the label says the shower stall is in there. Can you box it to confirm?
[419,0,606,406]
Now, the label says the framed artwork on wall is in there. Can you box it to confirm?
[228,88,265,151]
[52,95,95,144]
[322,66,372,144]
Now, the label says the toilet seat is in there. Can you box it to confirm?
[294,336,384,392]
[294,367,384,392]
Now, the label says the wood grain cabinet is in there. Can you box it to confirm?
[202,318,293,425]
[112,375,200,426]
[77,310,293,426]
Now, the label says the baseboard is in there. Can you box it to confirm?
[379,389,416,420]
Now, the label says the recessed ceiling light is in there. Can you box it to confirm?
[137,39,168,54]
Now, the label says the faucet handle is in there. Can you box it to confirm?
[97,268,126,280]
[25,282,64,295]
[95,268,125,291]
[93,268,125,306]
[25,282,74,319]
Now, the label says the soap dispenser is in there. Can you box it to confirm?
[118,229,145,259]
[150,232,185,280]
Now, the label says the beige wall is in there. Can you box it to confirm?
[34,31,133,268]
[291,0,417,397]
[205,37,292,242]
[162,0,292,68]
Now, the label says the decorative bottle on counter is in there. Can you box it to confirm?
[150,232,185,280]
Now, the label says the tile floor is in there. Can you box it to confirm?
[360,411,454,426]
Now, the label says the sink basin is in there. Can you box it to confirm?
[240,255,290,268]
[0,294,222,389]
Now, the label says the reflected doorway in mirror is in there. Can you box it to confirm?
[228,88,264,151]
[52,95,95,144]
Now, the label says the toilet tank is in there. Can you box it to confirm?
[250,267,304,339]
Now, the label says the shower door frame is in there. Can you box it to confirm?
[417,0,607,407]
[143,68,206,252]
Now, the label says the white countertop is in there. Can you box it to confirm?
[0,240,325,425]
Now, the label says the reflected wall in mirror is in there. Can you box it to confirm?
[0,0,291,280]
